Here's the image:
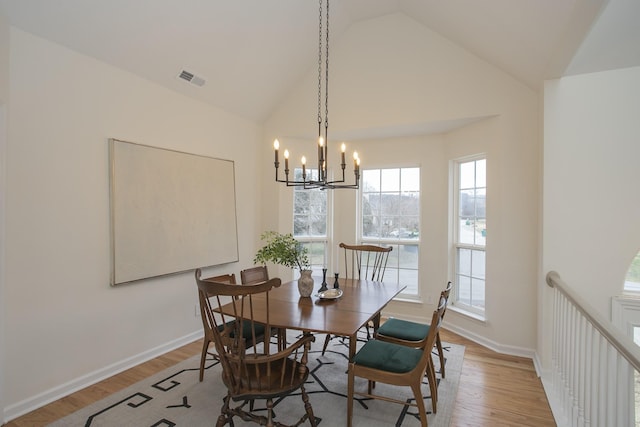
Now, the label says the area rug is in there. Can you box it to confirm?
[49,332,464,426]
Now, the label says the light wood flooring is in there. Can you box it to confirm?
[4,329,556,427]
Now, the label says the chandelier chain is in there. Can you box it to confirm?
[325,0,329,133]
[318,0,323,127]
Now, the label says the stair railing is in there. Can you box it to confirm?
[546,271,640,426]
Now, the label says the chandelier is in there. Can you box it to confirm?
[273,0,360,190]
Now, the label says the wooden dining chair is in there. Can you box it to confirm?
[240,265,286,350]
[340,242,393,282]
[196,270,273,382]
[195,269,317,427]
[240,265,269,285]
[347,295,447,427]
[196,272,240,382]
[321,242,393,355]
[377,281,452,380]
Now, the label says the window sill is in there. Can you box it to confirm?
[392,295,422,304]
[448,304,487,323]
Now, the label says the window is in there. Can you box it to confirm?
[292,168,329,277]
[624,251,640,293]
[618,250,640,419]
[452,157,486,316]
[612,292,640,422]
[360,167,420,296]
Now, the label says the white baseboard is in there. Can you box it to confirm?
[532,351,544,377]
[382,309,537,360]
[3,331,202,424]
[539,372,570,427]
[440,322,537,360]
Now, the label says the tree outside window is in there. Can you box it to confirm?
[361,167,420,296]
[292,168,328,276]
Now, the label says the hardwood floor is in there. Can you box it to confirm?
[4,329,556,427]
[442,330,556,427]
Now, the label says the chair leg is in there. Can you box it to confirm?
[266,398,274,427]
[300,384,317,426]
[347,365,355,427]
[277,328,287,351]
[426,358,438,413]
[410,383,428,427]
[199,338,210,382]
[321,334,331,355]
[217,394,231,427]
[435,333,445,378]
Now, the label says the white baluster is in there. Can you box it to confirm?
[607,345,617,426]
[585,322,595,427]
[598,335,607,427]
[577,315,586,427]
[570,303,578,424]
[616,355,631,427]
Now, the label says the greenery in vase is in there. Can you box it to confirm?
[254,231,311,271]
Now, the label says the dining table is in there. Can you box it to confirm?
[216,276,406,361]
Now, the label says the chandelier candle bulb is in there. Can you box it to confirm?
[284,149,289,172]
[273,139,279,165]
[341,143,346,167]
[301,156,306,179]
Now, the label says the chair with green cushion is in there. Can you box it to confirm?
[377,281,452,380]
[195,271,266,382]
[347,296,447,427]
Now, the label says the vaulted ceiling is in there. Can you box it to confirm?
[1,0,638,122]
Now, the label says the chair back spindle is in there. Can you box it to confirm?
[340,242,392,282]
[240,265,269,285]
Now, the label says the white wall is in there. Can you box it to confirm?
[0,11,11,421]
[263,13,540,355]
[0,13,8,104]
[541,66,640,367]
[3,28,263,421]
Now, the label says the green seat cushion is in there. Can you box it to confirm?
[353,339,422,373]
[219,320,266,341]
[378,318,429,342]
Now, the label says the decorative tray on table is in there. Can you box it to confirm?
[317,288,343,300]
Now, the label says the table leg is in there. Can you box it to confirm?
[349,334,357,361]
[372,313,381,339]
[277,328,287,351]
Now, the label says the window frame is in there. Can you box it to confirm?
[450,154,487,318]
[624,251,640,294]
[358,166,421,298]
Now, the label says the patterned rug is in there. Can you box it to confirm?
[48,332,464,426]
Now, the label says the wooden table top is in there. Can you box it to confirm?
[250,277,405,337]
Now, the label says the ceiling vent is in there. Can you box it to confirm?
[177,69,206,87]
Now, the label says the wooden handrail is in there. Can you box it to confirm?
[546,270,640,372]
